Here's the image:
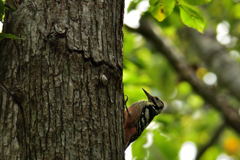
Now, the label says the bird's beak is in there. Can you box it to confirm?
[142,88,154,101]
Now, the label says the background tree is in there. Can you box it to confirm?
[0,0,125,159]
[124,0,240,160]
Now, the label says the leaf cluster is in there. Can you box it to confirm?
[128,0,212,32]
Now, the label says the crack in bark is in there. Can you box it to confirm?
[0,82,28,156]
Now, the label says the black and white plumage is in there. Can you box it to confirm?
[124,89,164,148]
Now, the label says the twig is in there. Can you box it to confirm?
[196,123,225,160]
[124,95,130,116]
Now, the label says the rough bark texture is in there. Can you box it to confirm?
[0,0,125,159]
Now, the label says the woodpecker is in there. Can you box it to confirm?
[124,88,164,148]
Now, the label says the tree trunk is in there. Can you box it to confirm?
[0,0,125,159]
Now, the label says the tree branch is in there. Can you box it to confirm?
[196,123,225,160]
[182,29,240,101]
[125,17,240,133]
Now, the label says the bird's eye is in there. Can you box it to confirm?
[155,97,159,100]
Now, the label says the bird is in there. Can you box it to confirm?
[124,88,164,148]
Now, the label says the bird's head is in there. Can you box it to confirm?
[142,88,164,112]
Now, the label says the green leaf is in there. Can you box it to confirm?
[182,0,212,6]
[187,94,204,108]
[127,0,142,12]
[177,81,192,96]
[232,4,240,19]
[149,0,160,6]
[179,4,205,32]
[0,33,22,40]
[149,0,176,22]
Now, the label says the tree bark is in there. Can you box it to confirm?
[0,0,125,159]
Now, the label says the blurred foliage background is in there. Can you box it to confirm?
[123,0,240,160]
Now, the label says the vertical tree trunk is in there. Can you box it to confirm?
[0,0,125,159]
